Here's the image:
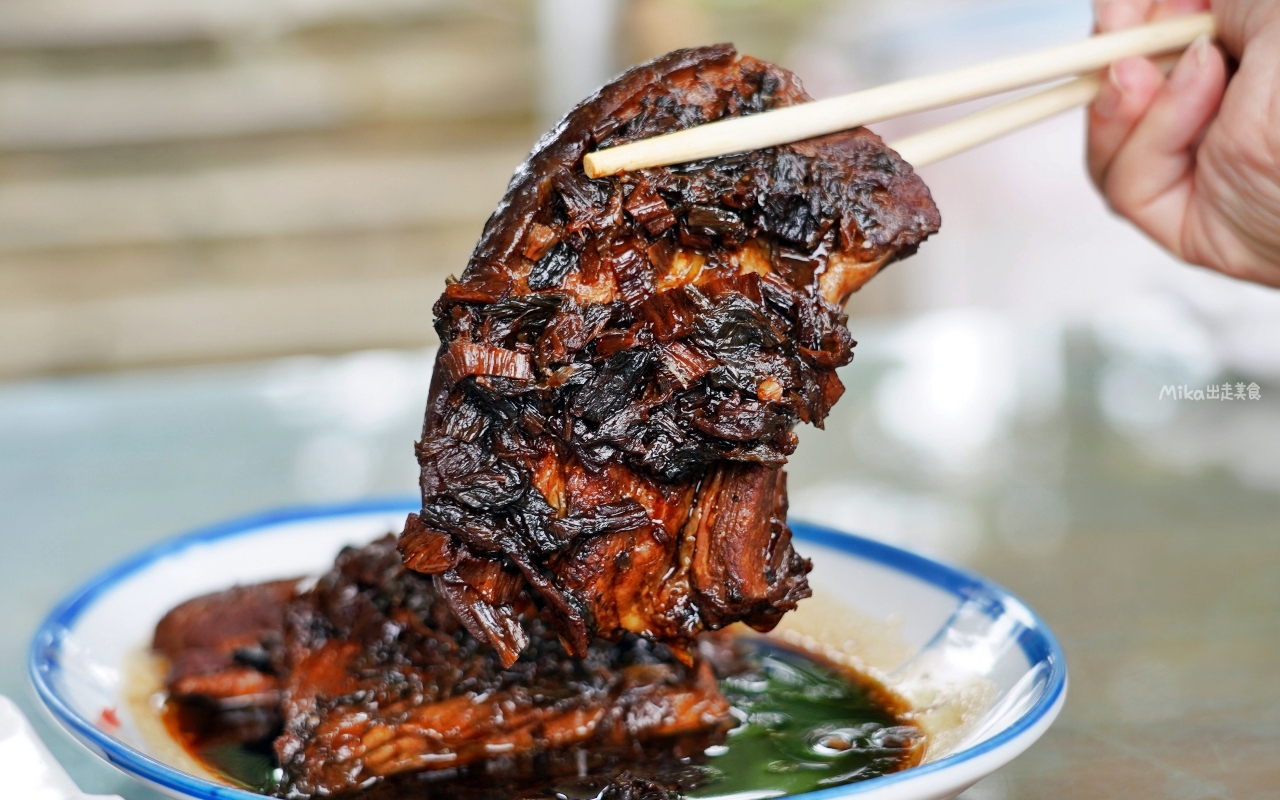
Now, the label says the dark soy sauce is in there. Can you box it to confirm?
[166,638,923,799]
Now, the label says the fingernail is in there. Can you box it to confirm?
[1191,33,1212,64]
[1169,34,1211,91]
[1094,64,1126,118]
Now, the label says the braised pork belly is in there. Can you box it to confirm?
[403,44,939,665]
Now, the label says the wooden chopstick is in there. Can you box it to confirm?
[889,53,1182,168]
[583,13,1215,178]
[889,75,1103,168]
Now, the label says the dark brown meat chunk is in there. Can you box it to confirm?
[157,536,736,799]
[154,580,298,750]
[154,580,296,712]
[402,45,940,665]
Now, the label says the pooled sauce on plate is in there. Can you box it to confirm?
[163,637,922,799]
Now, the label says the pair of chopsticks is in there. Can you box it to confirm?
[584,13,1216,177]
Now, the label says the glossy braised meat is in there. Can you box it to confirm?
[156,536,737,799]
[402,44,940,665]
[154,579,297,748]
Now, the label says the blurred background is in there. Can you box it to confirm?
[2,0,1278,798]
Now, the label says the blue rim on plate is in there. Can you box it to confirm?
[29,498,1067,800]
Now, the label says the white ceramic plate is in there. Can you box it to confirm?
[30,500,1066,800]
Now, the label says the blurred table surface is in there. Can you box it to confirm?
[2,316,1278,800]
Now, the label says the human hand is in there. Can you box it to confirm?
[1088,0,1280,287]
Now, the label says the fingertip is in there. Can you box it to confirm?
[1167,34,1225,94]
[1092,57,1164,122]
[1092,65,1126,120]
[1095,0,1151,31]
[1148,0,1211,19]
[1112,56,1165,97]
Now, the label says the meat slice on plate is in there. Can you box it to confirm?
[154,579,297,747]
[157,536,737,798]
[402,44,940,665]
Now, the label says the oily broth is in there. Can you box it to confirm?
[157,636,923,799]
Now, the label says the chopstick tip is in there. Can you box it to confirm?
[582,152,612,179]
